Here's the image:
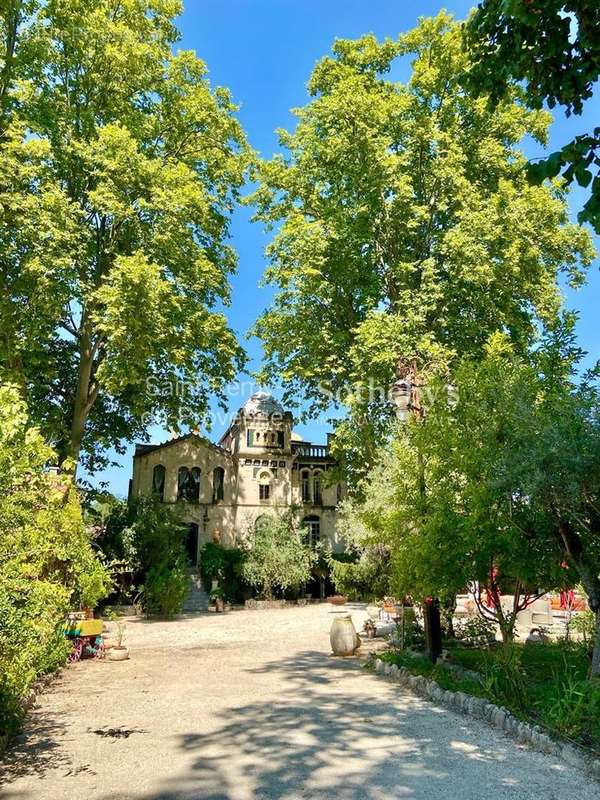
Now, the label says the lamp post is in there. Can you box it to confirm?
[390,357,442,663]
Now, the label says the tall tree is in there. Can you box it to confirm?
[252,13,593,479]
[464,1,600,232]
[0,1,251,473]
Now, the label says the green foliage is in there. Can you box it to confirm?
[100,495,189,615]
[465,1,600,232]
[199,542,247,603]
[455,616,497,649]
[144,559,189,618]
[329,547,391,601]
[386,640,600,748]
[0,0,252,471]
[252,12,593,479]
[571,610,597,647]
[0,383,109,736]
[379,649,484,698]
[242,512,314,600]
[481,644,529,711]
[349,325,600,664]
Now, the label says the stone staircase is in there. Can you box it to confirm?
[182,571,210,614]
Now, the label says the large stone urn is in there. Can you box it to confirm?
[330,614,359,656]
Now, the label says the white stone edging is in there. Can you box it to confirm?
[370,655,600,781]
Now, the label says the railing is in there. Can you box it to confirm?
[291,442,329,459]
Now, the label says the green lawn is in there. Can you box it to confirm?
[380,641,600,752]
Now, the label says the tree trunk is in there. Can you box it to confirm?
[592,610,600,679]
[65,311,96,475]
[558,521,600,678]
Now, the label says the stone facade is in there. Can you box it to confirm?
[130,392,345,565]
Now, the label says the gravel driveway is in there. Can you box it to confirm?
[1,603,597,800]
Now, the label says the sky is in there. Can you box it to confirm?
[91,0,600,497]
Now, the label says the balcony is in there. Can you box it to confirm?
[291,442,329,459]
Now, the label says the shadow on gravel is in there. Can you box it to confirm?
[0,713,70,788]
[102,649,530,800]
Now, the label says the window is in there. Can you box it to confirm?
[177,466,201,502]
[152,464,166,501]
[177,466,190,501]
[277,430,285,448]
[302,515,321,548]
[301,470,311,503]
[190,467,201,502]
[247,429,254,446]
[258,469,271,502]
[313,471,323,505]
[212,466,225,503]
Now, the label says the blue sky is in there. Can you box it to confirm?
[91,0,599,496]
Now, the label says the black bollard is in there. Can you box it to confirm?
[423,597,442,663]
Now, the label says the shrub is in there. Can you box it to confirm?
[455,616,497,648]
[199,542,247,602]
[329,546,391,601]
[570,609,597,648]
[481,644,529,711]
[144,558,189,617]
[0,384,110,737]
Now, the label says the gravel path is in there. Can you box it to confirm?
[1,603,598,800]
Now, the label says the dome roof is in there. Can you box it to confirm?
[242,391,285,417]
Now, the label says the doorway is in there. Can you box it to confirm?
[185,523,199,567]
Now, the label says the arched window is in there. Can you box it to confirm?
[302,515,321,548]
[152,464,166,502]
[177,466,190,501]
[212,466,225,503]
[189,467,201,502]
[313,471,323,505]
[301,470,311,503]
[258,470,271,502]
[177,466,201,502]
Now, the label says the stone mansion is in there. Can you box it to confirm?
[130,392,345,566]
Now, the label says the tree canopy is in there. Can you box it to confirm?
[0,0,252,473]
[252,13,593,479]
[465,1,600,232]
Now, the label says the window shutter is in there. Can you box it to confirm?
[247,429,254,446]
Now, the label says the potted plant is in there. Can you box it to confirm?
[210,586,225,612]
[107,615,129,661]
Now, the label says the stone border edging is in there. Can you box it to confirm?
[370,655,600,781]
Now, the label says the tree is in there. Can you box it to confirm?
[464,1,600,232]
[0,1,251,474]
[252,13,593,480]
[349,329,600,666]
[242,512,314,600]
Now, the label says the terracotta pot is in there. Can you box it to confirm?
[108,646,129,661]
[328,595,348,606]
[330,615,359,656]
[215,598,225,612]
